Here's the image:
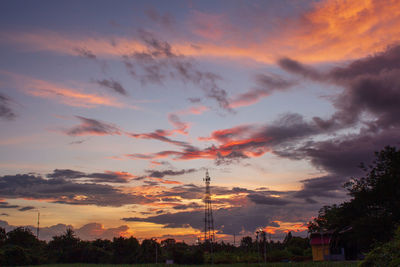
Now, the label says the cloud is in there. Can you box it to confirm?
[0,174,151,207]
[229,74,296,108]
[73,47,97,59]
[279,45,400,130]
[4,0,400,67]
[167,114,189,135]
[75,223,129,241]
[0,71,125,108]
[121,31,232,112]
[95,79,128,95]
[0,220,130,241]
[65,116,121,136]
[47,169,135,183]
[0,93,16,120]
[126,112,324,164]
[294,175,347,199]
[0,201,19,209]
[127,130,192,148]
[145,169,196,178]
[126,113,192,148]
[278,58,323,81]
[188,97,201,103]
[169,202,202,211]
[145,8,175,29]
[176,105,209,115]
[121,201,316,236]
[18,206,35,212]
[247,194,291,205]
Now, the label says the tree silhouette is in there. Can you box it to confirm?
[308,146,400,254]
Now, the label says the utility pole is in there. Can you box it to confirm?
[36,210,40,239]
[262,231,267,264]
[154,238,158,264]
[256,230,260,264]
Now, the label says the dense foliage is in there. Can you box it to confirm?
[0,226,310,265]
[359,226,400,267]
[308,146,400,256]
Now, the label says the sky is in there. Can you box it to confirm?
[1,0,400,243]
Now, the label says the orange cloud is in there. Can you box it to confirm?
[4,0,400,65]
[282,0,400,62]
[0,71,126,108]
[263,221,308,235]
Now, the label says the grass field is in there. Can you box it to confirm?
[31,262,360,267]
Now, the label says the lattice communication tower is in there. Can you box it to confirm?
[203,170,215,242]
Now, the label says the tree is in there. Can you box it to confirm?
[240,236,253,251]
[308,146,400,253]
[48,228,81,263]
[112,236,140,263]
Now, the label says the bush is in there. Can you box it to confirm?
[1,245,30,266]
[359,226,400,267]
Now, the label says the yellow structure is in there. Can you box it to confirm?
[310,232,332,261]
[311,244,330,261]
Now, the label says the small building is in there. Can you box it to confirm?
[310,232,332,261]
[310,231,346,261]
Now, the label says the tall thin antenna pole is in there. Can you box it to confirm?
[36,210,40,239]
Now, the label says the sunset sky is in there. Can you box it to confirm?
[1,0,400,243]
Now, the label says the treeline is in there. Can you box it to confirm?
[0,226,311,265]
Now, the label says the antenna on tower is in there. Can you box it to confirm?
[36,209,40,239]
[203,170,215,263]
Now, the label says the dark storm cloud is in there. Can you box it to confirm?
[47,169,134,183]
[18,206,35,211]
[330,45,400,81]
[95,79,128,95]
[0,93,16,120]
[277,128,400,178]
[294,175,347,199]
[278,45,400,130]
[121,31,232,112]
[145,168,196,178]
[247,194,291,205]
[66,116,120,136]
[73,47,97,59]
[0,174,151,207]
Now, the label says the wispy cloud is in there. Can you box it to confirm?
[94,79,128,96]
[65,116,121,136]
[0,92,16,120]
[0,71,127,108]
